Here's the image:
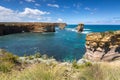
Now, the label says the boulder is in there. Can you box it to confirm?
[84,30,120,61]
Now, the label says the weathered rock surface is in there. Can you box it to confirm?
[56,23,67,29]
[84,31,120,61]
[76,23,84,32]
[0,22,67,36]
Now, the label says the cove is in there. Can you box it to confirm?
[0,25,120,61]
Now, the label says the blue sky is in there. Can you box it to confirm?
[0,0,120,24]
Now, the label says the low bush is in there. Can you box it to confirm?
[72,60,92,69]
[34,52,41,58]
[0,62,14,73]
[0,50,19,73]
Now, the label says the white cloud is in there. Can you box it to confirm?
[85,7,91,11]
[25,0,35,2]
[85,7,97,14]
[113,17,120,20]
[19,8,50,20]
[85,7,97,11]
[47,4,59,8]
[0,6,50,22]
[35,3,40,6]
[73,3,82,9]
[20,8,49,16]
[20,1,23,4]
[0,6,21,21]
[57,18,63,22]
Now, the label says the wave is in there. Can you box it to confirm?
[55,27,59,30]
[84,28,91,30]
[82,31,92,34]
[57,28,92,34]
[65,28,77,32]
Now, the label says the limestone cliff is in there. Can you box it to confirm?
[84,30,120,61]
[0,22,67,36]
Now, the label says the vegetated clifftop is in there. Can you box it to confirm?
[0,22,67,36]
[85,30,120,61]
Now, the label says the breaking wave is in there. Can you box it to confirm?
[65,28,91,34]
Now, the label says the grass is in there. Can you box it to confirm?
[0,50,120,80]
[0,63,72,80]
[0,62,120,80]
[0,50,19,73]
[1,61,120,80]
[79,61,120,80]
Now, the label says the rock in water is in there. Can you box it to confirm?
[84,30,120,61]
[76,23,84,32]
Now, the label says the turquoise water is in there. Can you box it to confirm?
[0,25,120,61]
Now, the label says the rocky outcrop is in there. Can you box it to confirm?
[0,22,67,36]
[76,23,84,32]
[57,23,67,29]
[84,31,120,61]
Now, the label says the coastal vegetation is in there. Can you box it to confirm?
[0,49,120,80]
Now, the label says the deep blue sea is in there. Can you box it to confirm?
[0,25,120,61]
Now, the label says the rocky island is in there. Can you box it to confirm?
[0,22,67,36]
[76,23,84,32]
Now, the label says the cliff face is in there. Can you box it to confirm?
[56,23,67,29]
[0,22,66,36]
[85,31,120,61]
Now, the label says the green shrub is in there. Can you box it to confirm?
[72,60,80,69]
[72,59,92,69]
[108,31,114,34]
[0,51,19,73]
[0,62,14,73]
[84,62,92,67]
[28,55,34,60]
[100,32,105,38]
[23,54,27,57]
[34,52,41,58]
[0,52,18,63]
[42,54,48,60]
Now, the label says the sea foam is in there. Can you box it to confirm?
[65,28,91,34]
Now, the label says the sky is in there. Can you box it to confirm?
[0,0,120,24]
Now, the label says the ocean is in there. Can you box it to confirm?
[0,25,120,61]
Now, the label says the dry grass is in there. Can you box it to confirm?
[79,61,120,80]
[0,60,120,80]
[0,63,73,80]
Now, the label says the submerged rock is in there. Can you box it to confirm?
[84,30,120,61]
[76,23,84,32]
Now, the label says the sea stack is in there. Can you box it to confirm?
[84,30,120,61]
[76,23,84,32]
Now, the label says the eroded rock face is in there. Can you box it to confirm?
[0,22,67,36]
[76,23,84,32]
[84,31,120,61]
[57,23,67,29]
